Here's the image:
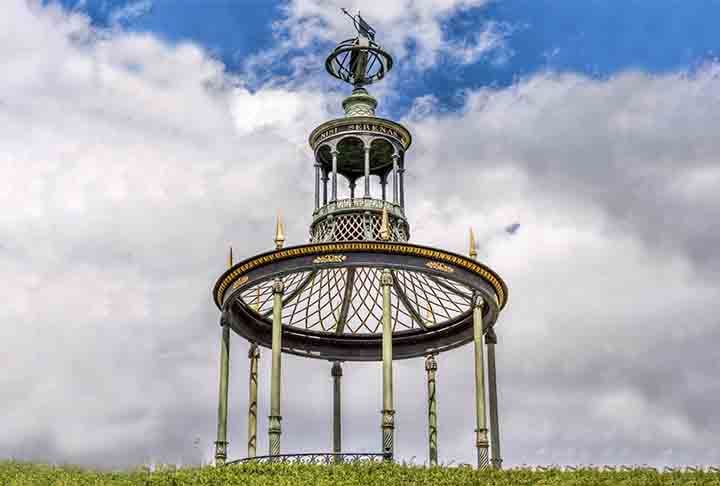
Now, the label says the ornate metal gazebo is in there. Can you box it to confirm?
[212,13,508,469]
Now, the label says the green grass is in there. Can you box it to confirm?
[2,461,719,486]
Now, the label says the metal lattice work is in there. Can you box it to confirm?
[239,270,314,315]
[227,452,389,465]
[237,267,473,336]
[310,212,408,242]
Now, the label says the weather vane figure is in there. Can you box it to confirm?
[325,9,393,87]
[341,8,376,40]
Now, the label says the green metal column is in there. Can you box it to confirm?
[486,328,502,469]
[380,269,395,460]
[214,248,233,466]
[332,361,343,457]
[364,144,371,197]
[425,354,438,466]
[214,324,230,465]
[473,297,490,469]
[331,149,338,202]
[268,279,284,456]
[247,344,260,458]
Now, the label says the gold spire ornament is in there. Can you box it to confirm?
[274,212,285,249]
[379,207,391,241]
[228,246,234,269]
[469,228,478,259]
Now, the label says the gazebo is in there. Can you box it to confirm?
[211,13,508,469]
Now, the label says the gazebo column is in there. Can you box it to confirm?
[214,247,233,466]
[247,344,260,458]
[331,149,338,202]
[398,164,405,208]
[391,154,399,204]
[473,296,490,469]
[381,174,387,201]
[268,279,285,456]
[214,323,230,465]
[349,179,356,200]
[314,163,321,210]
[322,169,329,205]
[486,328,502,469]
[425,354,438,466]
[364,144,371,198]
[380,269,395,460]
[332,361,343,457]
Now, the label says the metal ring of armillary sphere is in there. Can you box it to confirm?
[325,38,394,87]
[212,13,508,471]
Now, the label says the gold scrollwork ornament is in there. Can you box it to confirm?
[313,254,347,264]
[425,261,454,273]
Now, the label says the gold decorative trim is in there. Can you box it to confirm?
[214,242,507,309]
[309,116,412,150]
[426,261,454,273]
[231,275,249,290]
[313,254,347,264]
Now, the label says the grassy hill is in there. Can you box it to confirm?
[3,461,719,485]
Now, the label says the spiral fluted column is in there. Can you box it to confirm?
[247,344,260,458]
[425,354,438,466]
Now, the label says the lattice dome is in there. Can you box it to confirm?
[236,266,472,336]
[310,212,408,242]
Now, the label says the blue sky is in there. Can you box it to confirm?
[53,0,720,113]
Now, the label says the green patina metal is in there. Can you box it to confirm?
[268,279,284,457]
[425,354,438,466]
[473,300,490,470]
[210,14,508,468]
[214,324,230,466]
[486,328,502,469]
[247,344,260,458]
[380,269,395,460]
[332,361,343,459]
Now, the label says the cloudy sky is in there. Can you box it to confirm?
[2,0,719,469]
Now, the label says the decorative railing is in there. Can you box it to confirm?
[313,198,405,222]
[226,452,390,465]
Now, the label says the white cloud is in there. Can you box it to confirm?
[109,0,154,26]
[449,20,513,65]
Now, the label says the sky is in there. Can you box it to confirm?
[1,0,719,469]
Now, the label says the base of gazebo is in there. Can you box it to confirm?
[225,452,390,465]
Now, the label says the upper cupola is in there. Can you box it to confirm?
[307,13,412,243]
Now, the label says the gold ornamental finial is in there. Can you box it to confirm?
[379,207,391,241]
[274,211,285,249]
[228,246,234,269]
[469,227,477,259]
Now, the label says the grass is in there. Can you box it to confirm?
[2,461,720,485]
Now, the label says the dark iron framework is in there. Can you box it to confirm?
[215,242,505,361]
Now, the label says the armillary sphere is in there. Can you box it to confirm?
[325,38,394,87]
